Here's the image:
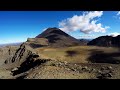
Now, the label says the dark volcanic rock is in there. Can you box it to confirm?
[35,27,82,47]
[87,35,120,47]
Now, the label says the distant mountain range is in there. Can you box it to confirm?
[0,42,23,47]
[78,39,92,45]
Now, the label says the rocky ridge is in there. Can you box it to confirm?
[88,35,120,47]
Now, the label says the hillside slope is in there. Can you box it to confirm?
[88,35,120,47]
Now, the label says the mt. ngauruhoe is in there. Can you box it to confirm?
[27,27,85,48]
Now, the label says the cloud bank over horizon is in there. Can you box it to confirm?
[59,11,110,34]
[108,32,120,37]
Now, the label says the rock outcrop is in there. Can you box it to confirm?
[26,38,49,48]
[0,46,19,66]
[4,43,38,66]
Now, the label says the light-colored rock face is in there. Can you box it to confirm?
[27,38,49,46]
[0,46,19,66]
[4,43,37,65]
[0,42,39,70]
[0,42,42,78]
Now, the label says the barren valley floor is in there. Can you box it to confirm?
[0,46,120,79]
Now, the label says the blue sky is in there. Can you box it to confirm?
[0,11,120,44]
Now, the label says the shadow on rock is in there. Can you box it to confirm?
[12,54,48,76]
[29,43,45,48]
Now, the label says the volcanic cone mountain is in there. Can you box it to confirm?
[35,27,81,47]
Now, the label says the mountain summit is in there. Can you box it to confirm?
[35,27,81,47]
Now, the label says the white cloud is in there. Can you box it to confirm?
[115,11,120,19]
[78,35,97,39]
[59,11,110,34]
[117,11,120,16]
[109,32,120,37]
